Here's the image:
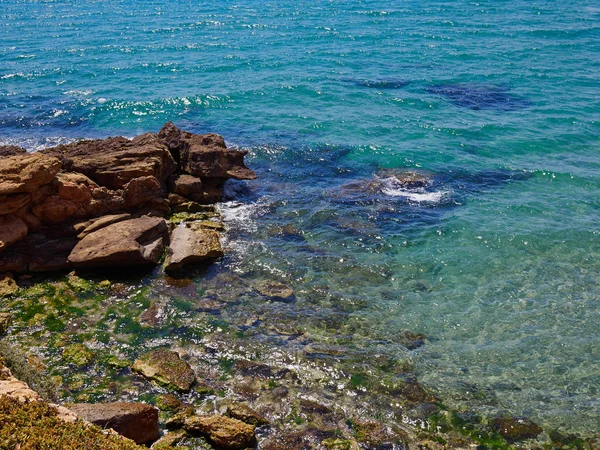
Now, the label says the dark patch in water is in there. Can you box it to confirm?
[426,84,530,111]
[443,168,531,193]
[344,78,410,89]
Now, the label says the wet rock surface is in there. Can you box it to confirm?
[184,415,257,450]
[68,402,159,444]
[164,222,224,274]
[132,348,196,391]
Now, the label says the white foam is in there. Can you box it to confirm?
[379,177,449,203]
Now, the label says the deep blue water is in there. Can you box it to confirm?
[2,0,600,435]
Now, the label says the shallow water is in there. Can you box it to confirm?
[1,0,600,437]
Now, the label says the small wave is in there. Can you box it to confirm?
[218,199,270,234]
[379,177,449,203]
[0,136,77,152]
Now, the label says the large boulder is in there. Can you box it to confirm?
[41,133,176,190]
[68,217,168,268]
[132,348,196,391]
[0,153,62,195]
[0,216,28,251]
[184,415,256,450]
[164,223,224,274]
[158,122,256,181]
[68,402,159,444]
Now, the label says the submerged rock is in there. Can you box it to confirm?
[184,415,256,450]
[68,402,159,444]
[226,403,269,426]
[254,280,295,302]
[68,217,168,268]
[62,343,94,367]
[164,223,224,274]
[490,415,543,441]
[376,169,432,188]
[132,348,196,391]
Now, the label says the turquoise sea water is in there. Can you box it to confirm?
[2,0,600,436]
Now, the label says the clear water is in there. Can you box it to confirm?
[2,0,600,436]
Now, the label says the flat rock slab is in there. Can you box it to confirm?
[132,348,196,391]
[68,216,168,268]
[68,402,159,444]
[184,415,256,450]
[164,223,224,274]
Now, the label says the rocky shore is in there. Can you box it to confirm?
[0,125,597,450]
[0,122,254,275]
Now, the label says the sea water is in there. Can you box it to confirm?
[1,0,599,436]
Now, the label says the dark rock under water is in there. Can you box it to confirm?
[426,84,530,111]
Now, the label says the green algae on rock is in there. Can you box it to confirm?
[132,348,196,391]
[62,343,94,368]
[0,396,145,450]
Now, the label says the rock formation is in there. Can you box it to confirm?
[0,123,255,274]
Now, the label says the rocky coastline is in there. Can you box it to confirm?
[0,124,597,450]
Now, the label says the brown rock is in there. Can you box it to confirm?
[132,348,196,391]
[158,122,256,180]
[0,193,31,215]
[226,403,269,426]
[68,402,160,444]
[167,174,204,197]
[184,415,256,450]
[0,153,62,195]
[123,176,164,209]
[0,216,27,251]
[68,217,168,268]
[0,274,18,299]
[0,145,27,157]
[164,223,223,274]
[41,133,176,189]
[77,213,132,239]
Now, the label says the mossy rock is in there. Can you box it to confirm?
[107,355,130,369]
[0,274,18,299]
[322,438,360,450]
[0,313,12,335]
[157,394,183,412]
[66,272,94,293]
[62,344,94,367]
[169,211,219,226]
[132,348,196,391]
[0,396,145,449]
